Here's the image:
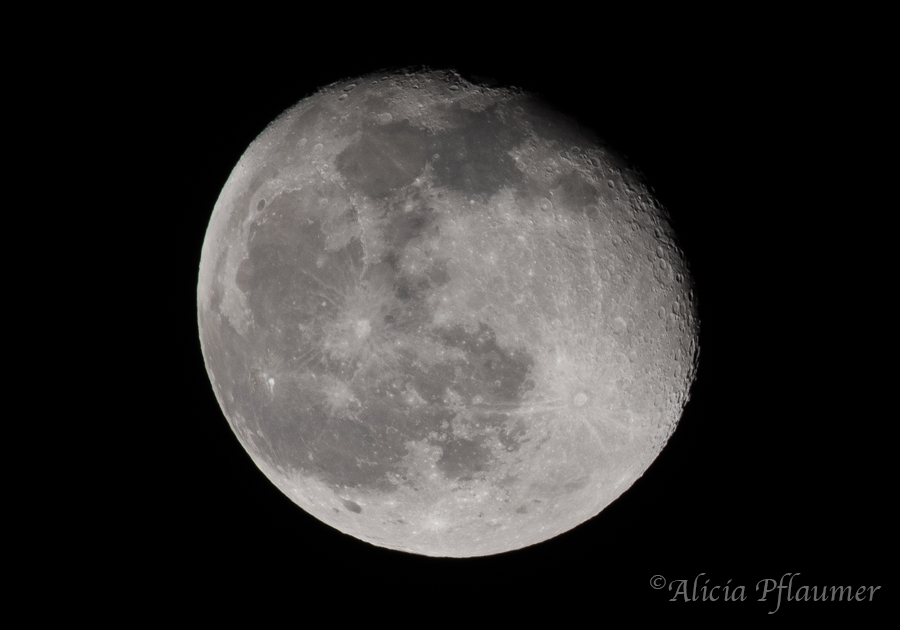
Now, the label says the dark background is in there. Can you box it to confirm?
[76,14,889,622]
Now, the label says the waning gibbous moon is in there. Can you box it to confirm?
[197,68,699,557]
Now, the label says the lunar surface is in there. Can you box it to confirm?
[198,69,699,557]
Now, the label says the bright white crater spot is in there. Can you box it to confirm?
[355,319,371,339]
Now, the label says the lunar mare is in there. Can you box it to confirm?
[198,69,698,557]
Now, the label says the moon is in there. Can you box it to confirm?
[197,69,698,557]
